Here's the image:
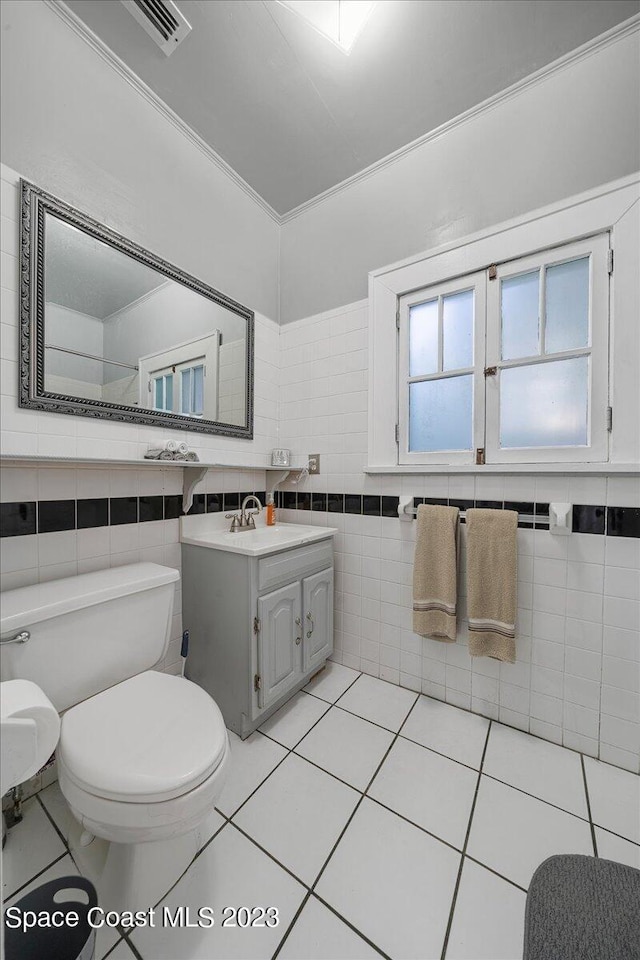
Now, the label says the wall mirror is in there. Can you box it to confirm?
[20,180,254,438]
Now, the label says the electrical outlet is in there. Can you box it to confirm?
[308,453,320,474]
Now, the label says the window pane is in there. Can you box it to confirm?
[154,377,163,410]
[443,289,473,370]
[182,368,192,414]
[164,374,173,412]
[409,375,473,452]
[193,365,204,415]
[545,257,589,353]
[409,299,438,376]
[500,357,588,448]
[501,270,539,360]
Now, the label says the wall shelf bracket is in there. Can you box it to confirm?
[265,468,308,498]
[182,465,208,514]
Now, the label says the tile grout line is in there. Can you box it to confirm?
[4,850,69,903]
[268,889,314,960]
[35,792,148,955]
[440,719,493,960]
[311,893,392,960]
[36,791,72,854]
[112,934,145,960]
[229,820,314,890]
[195,676,370,959]
[263,707,600,828]
[581,754,599,857]
[461,854,528,894]
[270,688,421,960]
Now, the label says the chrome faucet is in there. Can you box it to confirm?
[226,495,262,533]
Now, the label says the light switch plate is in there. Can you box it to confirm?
[308,454,320,474]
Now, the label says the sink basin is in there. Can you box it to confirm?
[180,520,337,557]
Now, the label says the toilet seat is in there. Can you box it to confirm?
[58,739,230,844]
[59,671,228,803]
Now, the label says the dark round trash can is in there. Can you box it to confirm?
[4,876,98,960]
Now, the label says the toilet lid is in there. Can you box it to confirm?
[59,672,228,803]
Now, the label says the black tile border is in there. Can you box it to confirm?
[37,499,76,534]
[1,494,639,538]
[0,501,36,537]
[311,492,328,513]
[109,496,138,526]
[607,506,640,539]
[138,495,164,523]
[573,504,606,536]
[77,498,108,529]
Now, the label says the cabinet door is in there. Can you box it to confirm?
[302,567,334,674]
[257,581,302,710]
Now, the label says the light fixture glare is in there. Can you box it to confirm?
[278,1,377,53]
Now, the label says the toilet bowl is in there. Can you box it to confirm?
[0,563,230,912]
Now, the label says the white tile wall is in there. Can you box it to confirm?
[277,302,640,773]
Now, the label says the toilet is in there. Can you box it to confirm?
[0,562,230,912]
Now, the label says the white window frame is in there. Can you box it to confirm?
[151,358,205,417]
[398,272,486,465]
[367,174,640,473]
[138,331,220,420]
[485,234,609,463]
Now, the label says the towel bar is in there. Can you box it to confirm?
[397,494,555,525]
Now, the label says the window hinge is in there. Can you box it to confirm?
[488,265,498,280]
[606,406,613,432]
[253,617,260,634]
[484,366,498,378]
[475,448,486,465]
[395,424,399,444]
[607,249,614,274]
[254,674,261,692]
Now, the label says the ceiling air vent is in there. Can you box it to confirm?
[121,0,192,56]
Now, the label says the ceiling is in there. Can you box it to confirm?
[65,0,640,216]
[46,214,165,318]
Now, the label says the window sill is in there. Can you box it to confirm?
[365,463,639,475]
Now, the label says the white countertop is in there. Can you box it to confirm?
[180,517,337,557]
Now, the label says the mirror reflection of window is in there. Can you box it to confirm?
[148,358,207,418]
[42,211,249,428]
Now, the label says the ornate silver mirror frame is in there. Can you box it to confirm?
[19,180,255,439]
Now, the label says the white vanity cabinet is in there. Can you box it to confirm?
[181,532,335,738]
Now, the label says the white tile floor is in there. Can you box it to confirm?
[3,662,640,960]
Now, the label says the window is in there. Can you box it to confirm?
[153,372,174,412]
[399,273,486,464]
[398,234,609,464]
[152,358,205,417]
[138,332,220,421]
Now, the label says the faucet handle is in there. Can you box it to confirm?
[225,513,241,532]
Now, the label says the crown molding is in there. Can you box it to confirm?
[280,13,640,223]
[45,0,281,224]
[45,2,639,226]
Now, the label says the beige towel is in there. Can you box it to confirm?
[466,508,518,663]
[413,504,459,641]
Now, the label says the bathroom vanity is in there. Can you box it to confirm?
[181,519,337,738]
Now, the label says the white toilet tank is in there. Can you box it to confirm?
[0,563,179,712]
